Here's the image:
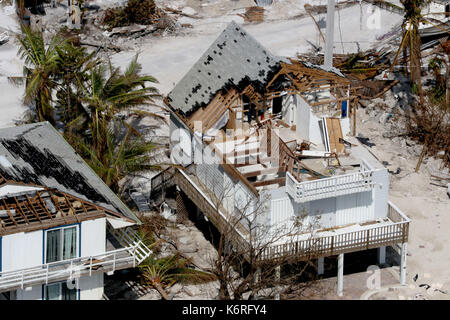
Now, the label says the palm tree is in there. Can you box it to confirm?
[54,41,98,132]
[77,128,162,194]
[391,1,447,106]
[139,254,217,300]
[15,27,65,124]
[76,55,163,160]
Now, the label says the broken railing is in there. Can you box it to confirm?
[0,241,150,293]
[285,168,380,203]
[259,201,410,261]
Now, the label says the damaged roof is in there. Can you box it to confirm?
[0,122,139,224]
[167,21,283,117]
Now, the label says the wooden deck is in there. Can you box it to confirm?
[175,169,251,255]
[175,168,410,263]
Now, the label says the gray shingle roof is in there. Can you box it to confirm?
[166,21,282,117]
[0,122,139,223]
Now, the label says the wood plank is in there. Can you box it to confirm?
[243,167,284,178]
[252,177,286,187]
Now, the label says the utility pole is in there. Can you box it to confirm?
[324,0,335,68]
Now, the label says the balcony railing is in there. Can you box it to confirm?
[259,201,410,261]
[286,169,380,203]
[0,236,151,293]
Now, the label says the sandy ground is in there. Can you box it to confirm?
[0,0,448,300]
[0,1,402,128]
[111,1,403,96]
[354,96,450,300]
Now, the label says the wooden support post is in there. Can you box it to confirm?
[318,257,324,275]
[337,253,344,297]
[400,242,407,285]
[254,268,261,285]
[377,246,386,265]
[353,98,357,136]
[275,265,281,300]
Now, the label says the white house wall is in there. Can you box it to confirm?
[81,218,106,257]
[281,94,296,125]
[13,273,104,300]
[335,191,373,226]
[79,273,104,300]
[295,95,310,141]
[291,94,323,146]
[372,168,389,220]
[1,230,43,272]
[269,185,387,231]
[16,285,42,300]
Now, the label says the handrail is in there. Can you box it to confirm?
[0,240,150,291]
[0,246,135,276]
[286,168,380,203]
[260,205,410,261]
[177,168,250,242]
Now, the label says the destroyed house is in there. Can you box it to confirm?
[0,122,151,300]
[163,21,410,296]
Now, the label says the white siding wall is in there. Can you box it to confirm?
[13,273,104,300]
[335,191,373,226]
[169,113,193,166]
[296,95,310,141]
[372,169,389,220]
[79,274,104,300]
[309,197,336,228]
[81,218,106,257]
[292,94,323,145]
[1,230,43,272]
[16,286,42,300]
[270,185,387,230]
[281,94,296,125]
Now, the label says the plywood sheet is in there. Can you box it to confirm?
[325,117,345,154]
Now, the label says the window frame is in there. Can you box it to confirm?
[44,224,80,264]
[43,281,78,300]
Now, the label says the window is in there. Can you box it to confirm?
[44,282,77,300]
[45,225,78,263]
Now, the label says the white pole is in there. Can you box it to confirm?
[275,266,281,300]
[400,242,407,285]
[337,253,344,297]
[254,268,261,284]
[318,257,324,275]
[377,246,386,265]
[324,0,336,68]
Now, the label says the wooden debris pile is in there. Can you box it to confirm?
[102,0,167,31]
[237,6,264,24]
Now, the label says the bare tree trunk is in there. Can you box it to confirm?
[153,282,169,300]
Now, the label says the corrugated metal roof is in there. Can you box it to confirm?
[166,21,282,117]
[0,122,139,223]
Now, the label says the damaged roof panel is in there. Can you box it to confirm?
[167,21,283,117]
[0,122,139,223]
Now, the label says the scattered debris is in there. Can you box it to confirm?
[0,31,9,45]
[237,6,264,23]
[102,0,165,30]
[356,136,376,148]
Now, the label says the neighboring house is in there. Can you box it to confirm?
[0,122,151,300]
[163,21,410,296]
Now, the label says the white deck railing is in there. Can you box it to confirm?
[286,169,380,203]
[260,201,410,261]
[0,239,151,292]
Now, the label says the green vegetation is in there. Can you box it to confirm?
[15,27,164,194]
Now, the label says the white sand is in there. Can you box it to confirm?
[0,5,26,128]
[111,2,403,96]
[356,99,450,300]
